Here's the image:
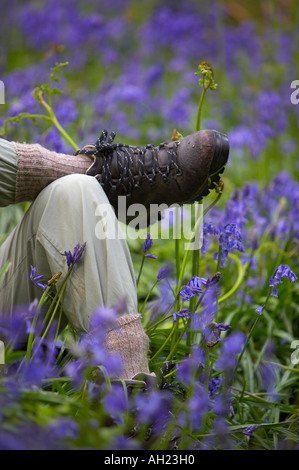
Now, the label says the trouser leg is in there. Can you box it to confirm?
[0,139,150,378]
[0,138,18,207]
[0,173,138,331]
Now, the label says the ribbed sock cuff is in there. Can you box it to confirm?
[13,142,93,203]
[105,313,150,380]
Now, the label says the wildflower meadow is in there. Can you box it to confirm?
[0,0,299,452]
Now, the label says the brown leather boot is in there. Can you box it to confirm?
[76,129,229,223]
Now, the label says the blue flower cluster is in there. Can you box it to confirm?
[1,0,297,163]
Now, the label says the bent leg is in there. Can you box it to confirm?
[0,141,150,378]
[0,174,138,333]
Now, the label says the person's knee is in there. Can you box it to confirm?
[40,174,110,208]
[30,174,119,236]
[50,174,101,199]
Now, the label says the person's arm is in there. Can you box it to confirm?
[0,138,18,208]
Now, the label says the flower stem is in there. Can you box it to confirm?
[196,86,208,132]
[149,325,177,363]
[140,279,158,314]
[235,286,273,372]
[51,114,79,151]
[204,343,211,390]
[175,207,181,283]
[136,255,145,287]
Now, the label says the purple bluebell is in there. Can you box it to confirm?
[209,377,222,399]
[30,266,47,290]
[156,265,171,282]
[213,392,234,418]
[103,384,128,424]
[61,242,87,269]
[256,305,264,315]
[49,418,79,440]
[213,223,245,268]
[179,284,196,302]
[191,284,219,345]
[142,234,158,259]
[15,338,58,388]
[148,281,174,324]
[213,323,232,332]
[0,301,40,349]
[273,264,297,285]
[265,265,297,299]
[68,302,125,380]
[187,383,210,432]
[145,254,158,260]
[176,347,205,385]
[143,233,153,253]
[188,276,205,295]
[242,424,260,437]
[173,308,190,323]
[215,332,246,378]
[206,323,232,346]
[134,390,173,435]
[64,359,86,389]
[179,274,217,303]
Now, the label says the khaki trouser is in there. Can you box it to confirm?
[0,138,138,334]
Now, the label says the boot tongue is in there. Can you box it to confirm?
[138,144,175,173]
[107,142,177,179]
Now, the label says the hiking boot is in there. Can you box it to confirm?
[76,129,229,224]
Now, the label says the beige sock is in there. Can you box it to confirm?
[105,314,150,380]
[12,142,94,204]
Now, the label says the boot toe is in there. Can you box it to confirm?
[209,131,229,176]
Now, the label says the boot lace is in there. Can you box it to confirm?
[75,129,182,194]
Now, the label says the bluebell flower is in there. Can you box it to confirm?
[266,265,297,299]
[213,392,234,418]
[103,384,128,424]
[17,338,58,388]
[213,223,245,268]
[209,377,222,398]
[65,359,86,389]
[143,233,153,253]
[145,253,158,260]
[176,347,205,385]
[274,264,297,284]
[271,287,278,298]
[142,233,157,260]
[179,274,218,303]
[156,265,171,281]
[206,323,232,346]
[242,424,260,436]
[0,301,40,349]
[61,242,87,269]
[134,390,173,434]
[215,332,246,378]
[189,276,205,295]
[173,308,190,323]
[187,383,210,432]
[149,281,174,323]
[49,418,79,440]
[30,266,47,290]
[214,323,232,332]
[256,305,264,315]
[25,320,35,335]
[179,284,196,301]
[201,222,219,254]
